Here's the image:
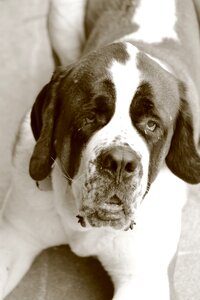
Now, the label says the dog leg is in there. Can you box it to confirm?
[69,228,172,300]
[0,173,67,299]
[0,186,67,299]
[98,244,171,300]
[0,220,42,299]
[48,0,87,65]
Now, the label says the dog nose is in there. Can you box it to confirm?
[100,146,140,182]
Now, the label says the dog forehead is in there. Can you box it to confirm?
[108,42,141,117]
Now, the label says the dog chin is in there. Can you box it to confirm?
[87,214,136,231]
[77,198,136,231]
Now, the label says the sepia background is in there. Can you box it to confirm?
[0,1,200,299]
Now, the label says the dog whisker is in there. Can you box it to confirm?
[51,157,73,182]
[51,156,86,185]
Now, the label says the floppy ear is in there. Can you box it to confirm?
[29,68,66,181]
[166,99,200,184]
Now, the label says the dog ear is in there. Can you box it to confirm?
[29,68,66,181]
[166,99,200,184]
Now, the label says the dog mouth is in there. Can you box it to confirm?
[75,166,143,231]
[97,195,124,220]
[77,195,136,231]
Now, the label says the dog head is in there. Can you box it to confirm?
[29,42,200,230]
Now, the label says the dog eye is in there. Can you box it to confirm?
[145,120,157,132]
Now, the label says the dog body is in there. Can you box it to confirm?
[1,0,200,299]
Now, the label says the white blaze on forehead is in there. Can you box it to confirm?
[122,0,178,43]
[109,43,140,120]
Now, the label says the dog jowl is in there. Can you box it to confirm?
[29,42,200,231]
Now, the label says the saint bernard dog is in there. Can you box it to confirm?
[1,0,200,299]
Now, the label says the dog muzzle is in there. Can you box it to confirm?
[76,145,144,230]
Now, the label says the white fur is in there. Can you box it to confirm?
[122,0,178,43]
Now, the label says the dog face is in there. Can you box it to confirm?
[29,42,200,230]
